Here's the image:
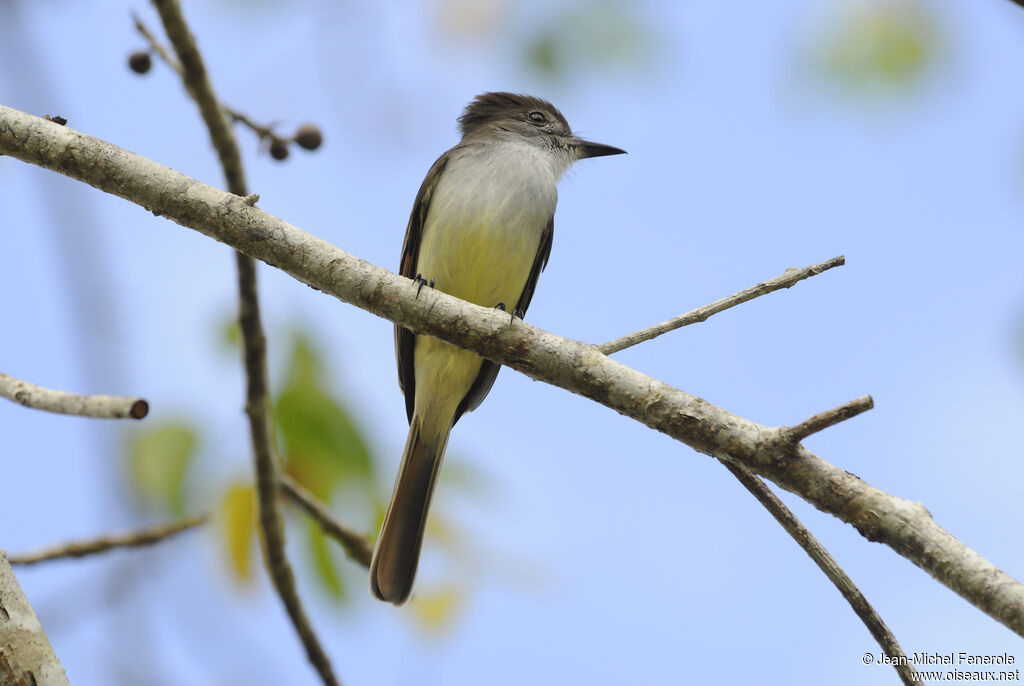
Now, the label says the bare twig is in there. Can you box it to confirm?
[722,464,920,685]
[605,271,887,656]
[280,475,373,568]
[597,257,845,355]
[149,1,246,192]
[783,395,875,445]
[224,109,283,147]
[147,1,339,684]
[0,371,148,419]
[8,516,206,566]
[596,257,888,653]
[132,13,179,76]
[4,107,1023,636]
[0,550,71,685]
[133,15,290,152]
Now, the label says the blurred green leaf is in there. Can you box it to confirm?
[304,515,346,602]
[527,33,560,77]
[811,0,944,97]
[276,333,374,500]
[219,314,240,351]
[218,480,257,586]
[436,455,493,500]
[126,422,196,516]
[369,499,386,546]
[524,0,652,80]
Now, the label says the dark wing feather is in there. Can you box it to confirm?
[453,215,554,423]
[512,215,554,316]
[396,152,450,422]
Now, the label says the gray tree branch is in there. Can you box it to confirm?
[2,104,1021,637]
[280,474,374,569]
[0,550,70,686]
[8,516,205,566]
[722,465,920,685]
[0,371,148,419]
[597,256,846,354]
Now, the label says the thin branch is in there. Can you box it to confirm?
[0,551,71,685]
[8,516,206,566]
[132,13,180,77]
[133,15,291,152]
[597,257,845,355]
[280,474,373,569]
[598,264,881,659]
[0,371,148,419]
[149,0,246,193]
[783,395,875,445]
[599,260,888,654]
[3,106,1022,637]
[722,463,920,685]
[147,2,340,685]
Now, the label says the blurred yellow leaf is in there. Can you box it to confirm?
[409,585,464,633]
[126,422,196,516]
[218,481,257,586]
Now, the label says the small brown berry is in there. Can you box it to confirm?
[294,124,323,151]
[269,138,290,161]
[129,51,152,75]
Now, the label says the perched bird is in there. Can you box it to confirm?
[371,92,625,605]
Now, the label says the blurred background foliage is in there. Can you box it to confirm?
[122,324,479,628]
[807,0,945,99]
[432,0,654,80]
[6,0,1024,682]
[119,0,951,633]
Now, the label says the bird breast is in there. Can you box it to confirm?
[415,140,560,308]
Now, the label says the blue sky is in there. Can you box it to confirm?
[2,0,1023,684]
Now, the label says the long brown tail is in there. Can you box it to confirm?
[370,416,448,605]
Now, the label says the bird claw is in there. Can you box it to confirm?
[414,274,435,298]
[494,302,522,325]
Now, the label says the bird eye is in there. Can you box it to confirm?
[528,111,547,125]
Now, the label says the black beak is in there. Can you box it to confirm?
[571,138,627,159]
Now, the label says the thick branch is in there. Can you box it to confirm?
[0,372,148,419]
[8,516,205,565]
[146,2,340,685]
[598,257,845,355]
[2,104,1021,636]
[0,551,70,686]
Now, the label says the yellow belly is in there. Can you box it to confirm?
[412,213,542,427]
[410,141,558,427]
